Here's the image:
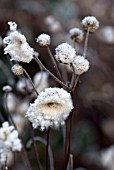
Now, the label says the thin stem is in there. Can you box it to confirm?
[20,149,32,170]
[4,156,8,170]
[13,152,16,167]
[34,57,70,90]
[4,92,32,170]
[67,112,73,167]
[47,46,62,80]
[70,64,76,90]
[69,154,73,170]
[72,75,80,92]
[46,130,50,170]
[23,69,39,96]
[29,123,42,170]
[26,136,54,170]
[65,88,76,170]
[65,120,69,170]
[83,28,90,58]
[73,41,77,51]
[60,65,68,84]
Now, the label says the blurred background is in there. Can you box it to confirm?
[0,0,114,169]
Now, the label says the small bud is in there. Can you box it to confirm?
[69,28,84,42]
[36,34,51,47]
[2,85,12,92]
[82,16,99,33]
[11,64,23,76]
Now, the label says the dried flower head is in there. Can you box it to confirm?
[2,85,12,92]
[55,43,76,64]
[101,145,114,169]
[0,122,22,165]
[3,22,34,63]
[33,71,49,92]
[26,87,73,131]
[12,114,25,133]
[82,16,99,33]
[36,34,51,47]
[45,16,55,25]
[16,78,32,94]
[11,64,23,76]
[98,26,114,44]
[69,28,84,42]
[73,55,90,75]
[7,93,18,113]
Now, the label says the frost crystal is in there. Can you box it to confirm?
[26,87,73,131]
[69,28,84,42]
[82,16,99,33]
[0,122,22,165]
[55,43,76,64]
[8,21,17,31]
[36,34,51,47]
[3,22,34,63]
[73,55,90,75]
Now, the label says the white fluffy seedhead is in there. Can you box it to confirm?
[73,55,90,75]
[69,28,84,42]
[82,16,99,33]
[55,43,76,64]
[26,87,73,131]
[36,34,51,47]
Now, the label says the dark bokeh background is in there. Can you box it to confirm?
[0,0,114,169]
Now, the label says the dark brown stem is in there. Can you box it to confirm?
[34,57,70,90]
[83,28,90,57]
[46,130,50,170]
[69,154,73,170]
[23,69,39,96]
[70,64,76,90]
[65,119,69,170]
[3,156,8,170]
[72,75,80,92]
[65,89,76,169]
[29,123,42,170]
[47,46,62,80]
[68,112,73,165]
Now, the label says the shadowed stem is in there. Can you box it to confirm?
[72,75,80,92]
[3,156,8,170]
[65,84,77,169]
[4,92,32,170]
[29,123,42,170]
[70,64,76,89]
[23,69,39,96]
[46,130,50,170]
[47,46,62,80]
[83,27,90,57]
[65,119,69,170]
[34,57,70,90]
[70,154,73,170]
[26,136,54,170]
